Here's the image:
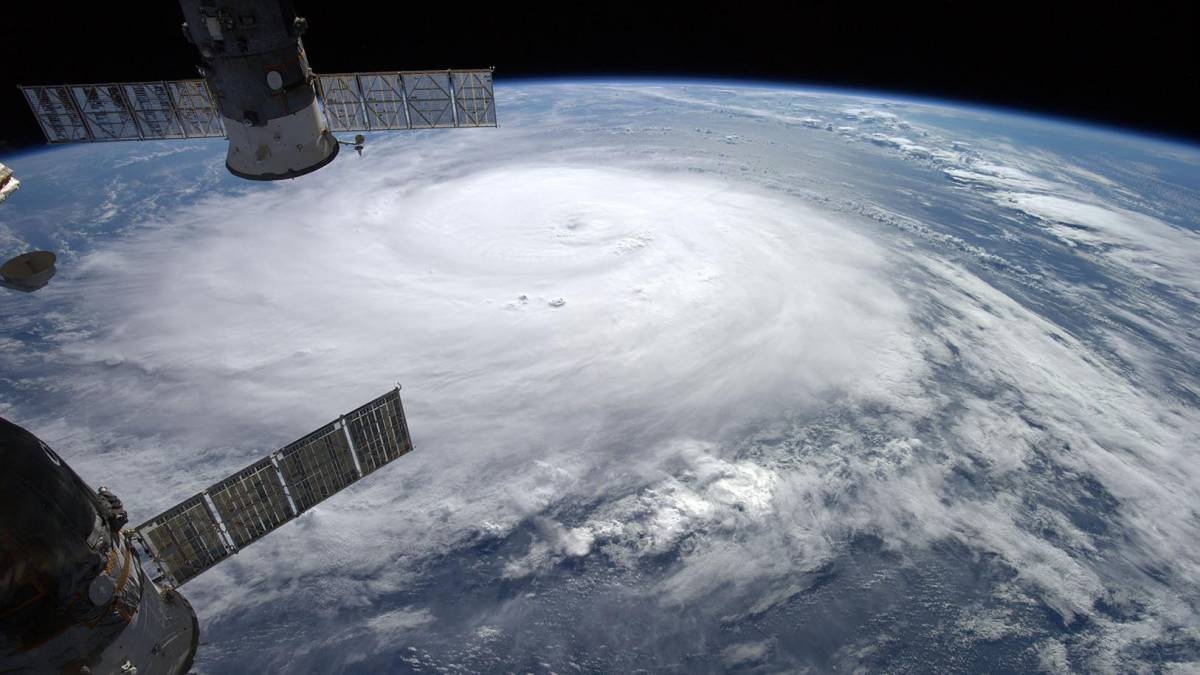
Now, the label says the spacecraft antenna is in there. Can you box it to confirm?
[0,250,57,293]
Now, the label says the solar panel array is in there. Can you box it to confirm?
[316,69,496,131]
[20,81,225,143]
[21,69,495,144]
[134,387,413,587]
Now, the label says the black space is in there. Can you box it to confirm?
[0,3,1196,151]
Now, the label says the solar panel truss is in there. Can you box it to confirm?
[134,386,414,587]
[315,69,495,131]
[19,80,225,143]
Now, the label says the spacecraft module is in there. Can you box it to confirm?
[0,387,414,674]
[18,0,496,180]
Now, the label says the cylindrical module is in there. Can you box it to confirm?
[179,0,339,180]
[0,418,198,674]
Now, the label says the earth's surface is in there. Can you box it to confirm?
[1,81,1199,673]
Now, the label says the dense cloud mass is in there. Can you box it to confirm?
[1,83,1198,673]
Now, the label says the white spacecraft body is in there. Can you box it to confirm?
[177,0,342,179]
[0,162,18,204]
[19,0,496,180]
[223,96,339,179]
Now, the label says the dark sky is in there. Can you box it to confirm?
[1,2,1196,151]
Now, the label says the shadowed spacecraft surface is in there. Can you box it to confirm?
[0,250,57,293]
[17,0,496,180]
[0,387,414,674]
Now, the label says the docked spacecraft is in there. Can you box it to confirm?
[18,0,496,180]
[0,387,414,674]
[0,162,59,294]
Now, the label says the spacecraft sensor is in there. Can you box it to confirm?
[0,387,414,674]
[18,0,496,180]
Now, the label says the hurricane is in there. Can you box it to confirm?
[2,82,1198,673]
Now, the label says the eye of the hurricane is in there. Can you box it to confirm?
[368,165,884,283]
[384,167,710,273]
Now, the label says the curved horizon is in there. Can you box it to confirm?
[2,77,1199,162]
[497,75,1200,151]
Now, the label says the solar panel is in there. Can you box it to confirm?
[403,71,456,129]
[315,69,495,131]
[20,86,89,143]
[134,387,413,587]
[19,80,224,143]
[451,70,497,127]
[357,73,407,130]
[69,84,141,141]
[345,388,413,475]
[276,422,360,512]
[136,494,232,587]
[207,456,295,549]
[121,82,187,140]
[316,74,368,132]
[165,80,225,138]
